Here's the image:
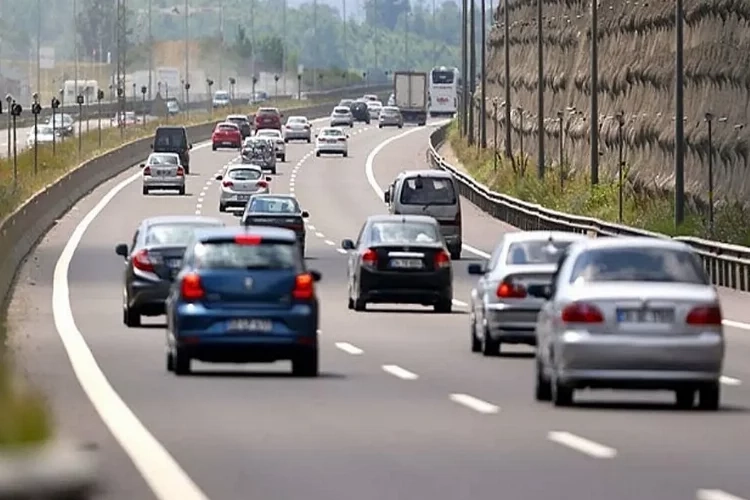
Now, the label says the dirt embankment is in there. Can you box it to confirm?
[480,0,750,201]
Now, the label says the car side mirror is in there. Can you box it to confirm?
[341,239,355,250]
[301,211,309,218]
[467,263,485,275]
[347,134,350,138]
[266,176,272,181]
[188,144,193,149]
[527,284,553,300]
[383,191,390,203]
[115,243,129,257]
[314,134,318,138]
[309,269,321,282]
[139,163,145,168]
[215,174,223,180]
[149,143,153,149]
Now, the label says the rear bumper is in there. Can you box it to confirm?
[220,189,267,206]
[128,279,171,314]
[213,139,241,147]
[330,120,352,127]
[359,268,452,305]
[379,119,402,126]
[143,177,184,189]
[316,143,347,153]
[485,304,539,345]
[284,130,311,140]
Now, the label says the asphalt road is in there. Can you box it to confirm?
[7,117,750,500]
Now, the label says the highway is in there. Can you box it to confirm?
[0,117,117,158]
[6,116,750,500]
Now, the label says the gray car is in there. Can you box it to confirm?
[115,216,225,327]
[531,237,724,410]
[141,152,185,195]
[283,116,312,142]
[467,231,588,356]
[378,106,403,128]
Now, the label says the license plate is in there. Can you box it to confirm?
[166,258,182,269]
[227,318,273,333]
[223,141,233,145]
[389,258,423,269]
[154,169,170,177]
[235,194,249,201]
[617,308,674,323]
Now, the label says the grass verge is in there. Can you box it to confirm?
[447,122,750,245]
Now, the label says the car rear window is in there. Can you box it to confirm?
[334,107,350,114]
[506,240,573,265]
[228,117,248,124]
[194,241,299,270]
[248,197,299,213]
[399,177,457,205]
[218,123,238,131]
[146,223,218,246]
[148,154,179,165]
[154,128,187,148]
[569,247,708,285]
[370,222,440,244]
[228,168,262,180]
[288,117,306,123]
[258,108,279,116]
[321,129,343,137]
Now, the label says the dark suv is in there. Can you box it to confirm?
[350,101,371,124]
[152,126,192,173]
[254,107,282,131]
[226,114,252,138]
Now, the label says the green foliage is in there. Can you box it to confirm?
[75,0,135,64]
[447,122,750,245]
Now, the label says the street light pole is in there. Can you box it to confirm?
[468,0,476,145]
[674,0,686,226]
[503,0,512,160]
[589,0,599,185]
[148,0,153,100]
[73,0,79,98]
[282,0,288,92]
[36,0,41,94]
[480,0,487,149]
[184,0,189,107]
[536,0,545,178]
[460,0,468,136]
[218,0,224,85]
[342,0,347,80]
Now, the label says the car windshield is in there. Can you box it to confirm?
[288,117,306,124]
[369,221,440,244]
[194,241,298,270]
[399,177,457,205]
[258,108,278,115]
[569,247,709,285]
[505,240,574,265]
[148,154,179,165]
[321,128,343,137]
[146,223,218,246]
[228,168,262,181]
[248,197,299,213]
[214,92,229,99]
[334,108,350,114]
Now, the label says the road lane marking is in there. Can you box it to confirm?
[324,239,335,246]
[547,431,617,459]
[720,375,741,386]
[52,143,214,500]
[307,224,316,230]
[452,299,468,308]
[449,394,499,414]
[722,319,750,331]
[697,490,747,500]
[315,231,325,238]
[382,365,418,380]
[336,248,347,254]
[335,342,363,355]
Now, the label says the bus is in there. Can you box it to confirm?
[428,66,460,118]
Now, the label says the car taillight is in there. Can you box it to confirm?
[362,248,378,268]
[561,302,604,323]
[143,166,151,176]
[180,273,204,300]
[176,166,184,176]
[257,180,268,188]
[434,250,451,269]
[686,305,722,325]
[235,234,262,245]
[222,180,234,187]
[132,249,156,272]
[496,280,526,298]
[292,273,314,300]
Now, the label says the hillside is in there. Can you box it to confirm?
[481,0,750,203]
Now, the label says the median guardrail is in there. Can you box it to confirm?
[426,123,750,292]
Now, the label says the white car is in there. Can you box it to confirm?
[363,94,379,102]
[215,164,272,212]
[330,106,354,128]
[141,152,185,195]
[315,127,349,157]
[26,125,57,147]
[283,116,312,143]
[366,101,383,119]
[387,93,396,106]
[255,128,286,162]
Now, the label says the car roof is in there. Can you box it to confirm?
[397,169,453,179]
[143,215,223,227]
[194,225,297,242]
[155,126,186,131]
[148,152,179,157]
[366,214,440,225]
[570,236,691,253]
[501,231,588,245]
[287,115,307,120]
[227,163,262,171]
[258,107,279,112]
[227,114,247,120]
[217,121,238,126]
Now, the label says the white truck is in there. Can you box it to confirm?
[393,71,427,126]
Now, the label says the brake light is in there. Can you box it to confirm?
[496,280,526,298]
[292,273,314,300]
[257,180,268,188]
[132,249,155,272]
[362,248,377,268]
[235,234,262,245]
[222,180,234,187]
[434,250,451,269]
[686,305,722,325]
[142,166,151,176]
[176,166,184,176]
[561,302,604,323]
[180,273,204,300]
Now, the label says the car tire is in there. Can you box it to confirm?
[535,359,552,401]
[552,378,574,406]
[698,382,720,410]
[450,249,461,260]
[178,186,186,195]
[166,352,174,372]
[434,299,452,313]
[675,389,695,409]
[218,203,226,212]
[347,296,354,310]
[212,144,217,151]
[142,186,148,195]
[350,123,353,128]
[307,137,311,143]
[270,167,277,174]
[378,124,383,129]
[470,315,481,353]
[284,138,289,143]
[316,151,321,157]
[173,348,191,376]
[292,349,319,377]
[353,296,366,312]
[481,326,500,356]
[280,154,286,162]
[123,305,141,327]
[342,152,348,157]
[184,166,190,175]
[398,125,403,129]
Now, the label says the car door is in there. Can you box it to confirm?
[537,248,569,366]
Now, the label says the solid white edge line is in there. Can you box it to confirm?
[722,319,750,331]
[697,490,748,500]
[547,431,617,459]
[720,375,742,386]
[382,365,419,380]
[449,393,499,414]
[52,143,214,499]
[334,342,364,355]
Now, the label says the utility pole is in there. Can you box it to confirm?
[536,0,545,178]
[282,0,287,93]
[461,0,468,136]
[432,0,437,66]
[148,0,153,100]
[589,0,599,185]
[73,0,79,97]
[503,0,512,160]
[468,0,476,145]
[313,0,317,90]
[219,0,224,86]
[184,0,189,94]
[251,0,256,80]
[480,0,486,148]
[116,0,126,124]
[36,0,41,94]
[674,0,685,225]
[404,11,409,68]
[343,0,348,79]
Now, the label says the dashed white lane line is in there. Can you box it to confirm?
[547,431,617,459]
[449,394,500,414]
[697,490,747,500]
[334,342,364,355]
[336,248,347,254]
[314,231,324,238]
[722,319,750,331]
[382,365,419,380]
[720,375,741,386]
[307,224,316,230]
[324,239,335,246]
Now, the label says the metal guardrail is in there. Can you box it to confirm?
[426,123,750,292]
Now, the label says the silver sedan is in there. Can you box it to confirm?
[283,116,312,142]
[532,237,724,410]
[141,153,185,195]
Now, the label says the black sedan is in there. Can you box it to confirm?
[342,214,453,313]
[115,215,224,326]
[240,194,309,256]
[349,101,371,124]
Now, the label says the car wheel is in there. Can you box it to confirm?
[178,186,186,195]
[307,138,311,143]
[284,138,289,143]
[280,154,286,162]
[184,166,190,175]
[270,167,277,174]
[123,304,141,327]
[398,125,403,129]
[142,186,148,195]
[173,348,191,376]
[470,315,481,353]
[350,123,353,128]
[292,348,319,377]
[342,152,348,157]
[535,358,552,401]
[378,124,383,129]
[675,388,695,409]
[434,299,452,313]
[347,296,354,309]
[353,296,366,311]
[315,151,321,157]
[212,144,217,151]
[450,249,461,260]
[481,326,500,356]
[166,351,174,372]
[698,382,720,410]
[552,377,574,406]
[218,203,226,212]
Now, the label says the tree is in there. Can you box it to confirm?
[75,0,133,63]
[257,35,284,70]
[233,25,253,60]
[364,0,410,30]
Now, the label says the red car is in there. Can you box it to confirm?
[254,107,282,131]
[211,122,242,150]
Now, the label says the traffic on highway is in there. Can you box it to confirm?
[8,85,750,500]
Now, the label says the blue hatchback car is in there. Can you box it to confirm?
[165,226,322,376]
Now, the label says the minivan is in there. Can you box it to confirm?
[384,170,462,259]
[152,126,192,174]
